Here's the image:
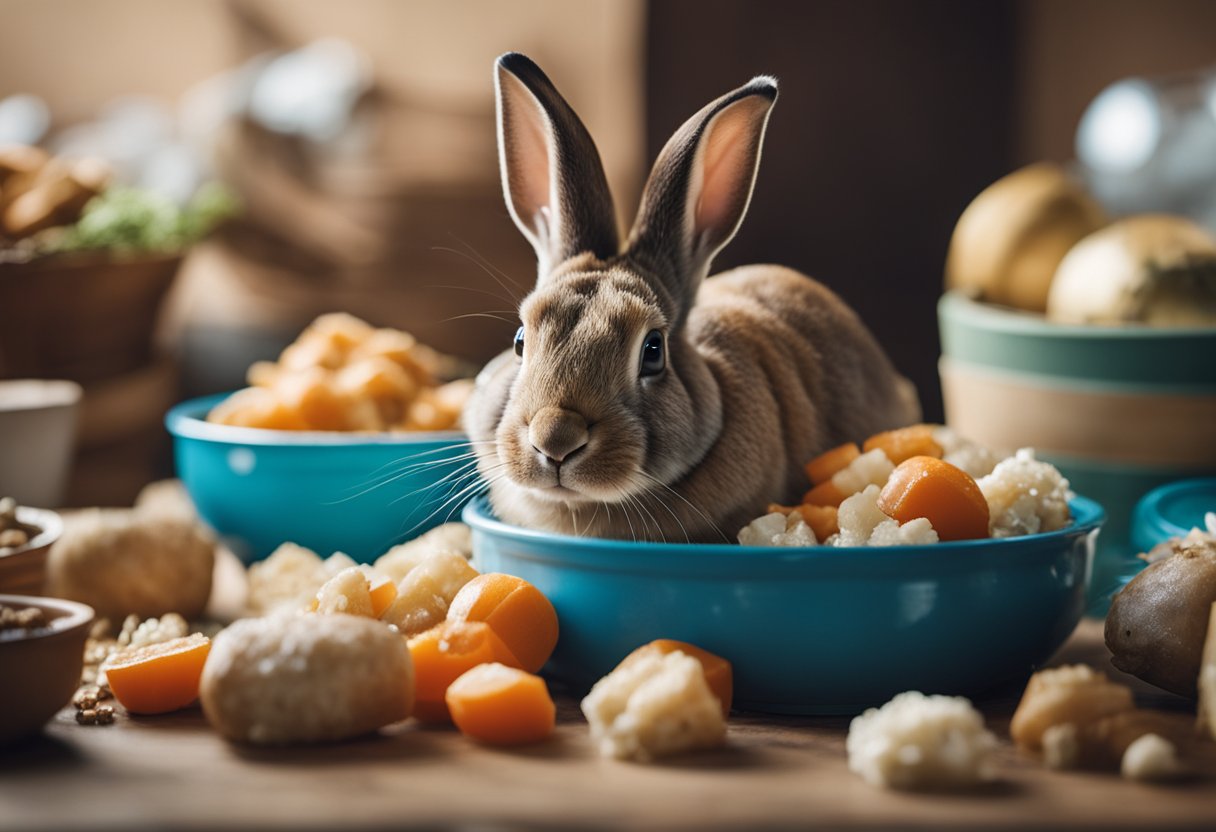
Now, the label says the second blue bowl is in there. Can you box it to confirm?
[168,394,477,563]
[465,495,1104,715]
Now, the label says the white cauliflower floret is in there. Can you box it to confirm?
[978,448,1072,537]
[831,448,895,496]
[737,513,817,547]
[581,650,726,762]
[1041,723,1081,770]
[378,550,478,635]
[313,567,374,617]
[1121,733,1183,782]
[868,517,939,547]
[833,486,940,547]
[246,545,360,614]
[374,523,472,584]
[847,691,999,790]
[932,426,1002,479]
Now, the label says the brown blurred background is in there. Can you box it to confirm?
[3,0,1216,503]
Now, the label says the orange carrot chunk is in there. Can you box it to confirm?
[408,620,521,723]
[102,634,211,715]
[367,572,398,618]
[802,478,850,508]
[863,424,944,466]
[446,573,559,674]
[804,443,861,486]
[445,663,556,745]
[877,456,990,542]
[619,639,734,716]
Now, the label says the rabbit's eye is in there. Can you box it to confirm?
[640,329,665,377]
[514,326,525,357]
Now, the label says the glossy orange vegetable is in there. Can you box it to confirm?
[620,639,733,716]
[804,443,861,486]
[407,620,522,722]
[446,573,559,673]
[367,572,398,618]
[862,424,943,466]
[877,456,990,542]
[802,478,850,508]
[445,663,556,745]
[102,634,211,715]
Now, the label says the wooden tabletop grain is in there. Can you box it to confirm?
[2,617,1213,831]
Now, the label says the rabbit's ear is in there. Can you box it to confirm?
[495,52,620,278]
[626,77,777,301]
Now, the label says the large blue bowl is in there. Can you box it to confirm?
[464,495,1104,715]
[167,394,476,563]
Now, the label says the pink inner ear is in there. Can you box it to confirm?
[502,73,553,239]
[692,96,771,245]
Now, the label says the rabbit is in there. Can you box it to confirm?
[463,52,921,543]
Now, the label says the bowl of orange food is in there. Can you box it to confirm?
[168,314,477,562]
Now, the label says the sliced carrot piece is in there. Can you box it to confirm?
[863,424,943,466]
[102,634,211,715]
[804,443,861,486]
[803,478,849,508]
[407,620,522,722]
[445,663,556,745]
[620,639,733,716]
[877,456,990,541]
[446,573,559,673]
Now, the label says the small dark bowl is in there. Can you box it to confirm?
[0,593,94,744]
[0,507,63,595]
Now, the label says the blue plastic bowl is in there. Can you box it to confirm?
[167,394,476,563]
[1131,477,1216,558]
[464,495,1104,715]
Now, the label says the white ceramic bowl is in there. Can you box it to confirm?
[0,380,82,507]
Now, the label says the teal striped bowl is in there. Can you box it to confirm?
[938,292,1216,610]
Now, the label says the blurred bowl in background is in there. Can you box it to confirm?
[167,393,477,563]
[0,380,82,507]
[0,507,63,595]
[0,252,183,384]
[0,593,94,745]
[938,291,1216,610]
[465,494,1102,715]
[1130,477,1216,557]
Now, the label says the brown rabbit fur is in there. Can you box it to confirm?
[464,53,920,542]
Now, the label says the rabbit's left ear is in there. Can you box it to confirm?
[495,53,620,279]
[626,77,777,301]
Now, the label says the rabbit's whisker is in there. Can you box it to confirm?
[442,312,518,326]
[636,470,730,543]
[332,453,484,504]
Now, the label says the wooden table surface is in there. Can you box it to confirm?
[2,617,1213,831]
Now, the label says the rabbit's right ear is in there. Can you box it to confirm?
[495,53,620,279]
[625,77,777,308]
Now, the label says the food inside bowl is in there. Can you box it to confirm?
[946,163,1216,326]
[739,425,1072,547]
[0,497,38,552]
[0,601,51,637]
[206,313,473,432]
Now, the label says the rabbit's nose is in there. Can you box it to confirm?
[529,407,589,466]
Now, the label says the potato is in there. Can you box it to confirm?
[47,509,215,621]
[200,613,412,744]
[1105,534,1216,697]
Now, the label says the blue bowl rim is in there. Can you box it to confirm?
[463,493,1105,567]
[939,291,1216,340]
[166,392,466,447]
[1133,476,1216,541]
